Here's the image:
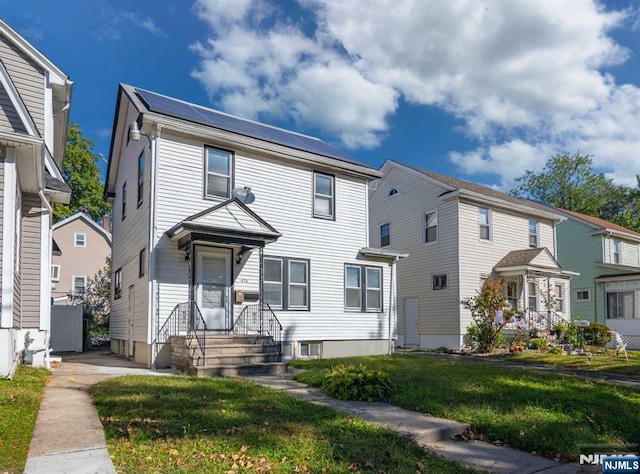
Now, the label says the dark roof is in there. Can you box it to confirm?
[45,170,71,193]
[401,163,556,214]
[555,208,640,239]
[494,248,548,268]
[52,238,61,256]
[134,87,371,169]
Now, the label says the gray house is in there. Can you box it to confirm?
[0,20,73,377]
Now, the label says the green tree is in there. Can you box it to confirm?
[53,123,111,223]
[510,153,636,230]
[70,257,111,335]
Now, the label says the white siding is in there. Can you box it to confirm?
[154,130,390,345]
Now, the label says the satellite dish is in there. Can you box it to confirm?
[232,186,256,204]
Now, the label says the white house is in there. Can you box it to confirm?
[369,160,575,350]
[104,84,405,370]
[0,20,73,377]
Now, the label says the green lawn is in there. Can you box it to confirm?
[92,375,479,473]
[291,354,640,461]
[485,350,640,376]
[0,365,48,473]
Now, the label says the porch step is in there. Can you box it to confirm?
[186,362,289,377]
[177,352,282,366]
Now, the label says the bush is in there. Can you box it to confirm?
[529,338,549,351]
[548,345,563,355]
[584,323,612,347]
[322,364,393,402]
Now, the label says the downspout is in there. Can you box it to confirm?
[388,257,397,355]
[38,189,53,369]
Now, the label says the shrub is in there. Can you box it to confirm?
[529,338,549,351]
[548,345,563,355]
[322,364,393,402]
[584,323,613,347]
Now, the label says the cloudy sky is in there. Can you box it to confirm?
[2,0,639,189]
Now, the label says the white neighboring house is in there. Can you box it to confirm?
[104,84,405,369]
[369,160,576,350]
[0,20,73,376]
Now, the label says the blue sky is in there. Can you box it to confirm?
[2,0,639,190]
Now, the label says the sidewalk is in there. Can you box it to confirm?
[24,351,585,474]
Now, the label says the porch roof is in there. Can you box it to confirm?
[166,198,281,249]
[494,248,577,278]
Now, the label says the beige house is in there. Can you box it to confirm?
[0,20,73,376]
[369,160,576,350]
[51,213,111,303]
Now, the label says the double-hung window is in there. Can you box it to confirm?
[74,232,86,247]
[380,223,390,247]
[425,211,437,244]
[529,219,538,248]
[205,147,233,199]
[344,264,383,312]
[72,276,87,296]
[479,207,491,241]
[313,172,334,219]
[611,239,621,264]
[554,283,564,312]
[264,257,309,310]
[114,268,122,299]
[137,153,144,206]
[51,265,60,282]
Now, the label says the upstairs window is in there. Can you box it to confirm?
[74,232,86,247]
[313,172,334,219]
[122,182,127,220]
[114,268,122,299]
[479,207,491,241]
[51,265,60,282]
[137,152,144,206]
[529,219,538,248]
[432,274,447,291]
[611,239,621,264]
[205,147,233,199]
[425,211,437,244]
[380,223,390,247]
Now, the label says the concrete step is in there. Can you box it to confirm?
[177,352,282,366]
[187,362,289,377]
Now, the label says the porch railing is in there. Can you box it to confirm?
[229,303,282,354]
[504,308,568,332]
[157,302,207,361]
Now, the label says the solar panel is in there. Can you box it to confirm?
[136,88,369,168]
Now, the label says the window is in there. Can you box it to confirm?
[114,268,122,299]
[425,211,437,244]
[506,280,517,309]
[300,342,321,357]
[205,146,233,198]
[263,257,309,310]
[575,289,591,302]
[74,232,86,247]
[51,265,60,282]
[72,276,87,296]
[345,264,383,311]
[554,283,564,312]
[529,219,538,248]
[122,182,127,220]
[380,223,390,247]
[607,291,636,319]
[313,172,334,219]
[432,274,447,291]
[137,152,144,206]
[139,248,146,278]
[528,281,538,310]
[611,239,621,264]
[479,207,491,241]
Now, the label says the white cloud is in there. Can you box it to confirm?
[190,0,640,185]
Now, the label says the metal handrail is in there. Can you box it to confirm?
[526,308,567,331]
[157,301,207,362]
[230,303,282,354]
[190,302,207,362]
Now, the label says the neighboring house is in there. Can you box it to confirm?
[0,20,73,376]
[369,160,576,350]
[555,208,640,349]
[104,84,404,369]
[51,212,111,303]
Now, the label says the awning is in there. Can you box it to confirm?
[494,248,578,278]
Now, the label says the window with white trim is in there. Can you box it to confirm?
[425,210,437,244]
[205,146,233,199]
[72,275,87,296]
[264,257,309,310]
[139,248,146,278]
[75,232,86,247]
[313,172,334,219]
[479,207,491,241]
[611,239,621,264]
[575,289,591,302]
[344,264,383,311]
[114,268,122,299]
[137,152,144,206]
[607,291,637,319]
[380,223,390,247]
[529,219,538,248]
[554,283,564,312]
[300,342,321,357]
[51,265,60,282]
[432,274,447,291]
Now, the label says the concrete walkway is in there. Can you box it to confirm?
[23,351,589,473]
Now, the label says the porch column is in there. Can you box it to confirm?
[259,246,264,327]
[188,240,194,329]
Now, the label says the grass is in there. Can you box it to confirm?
[92,375,479,473]
[485,350,640,376]
[291,354,640,461]
[0,365,48,473]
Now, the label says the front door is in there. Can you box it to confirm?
[404,297,420,346]
[196,248,231,330]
